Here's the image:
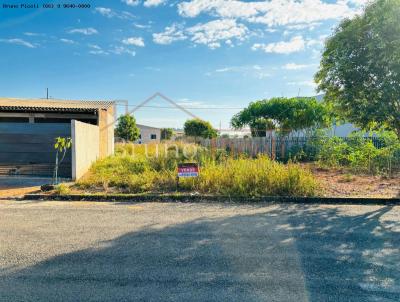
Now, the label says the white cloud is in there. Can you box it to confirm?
[252,35,305,54]
[95,7,113,17]
[89,50,109,55]
[134,23,151,29]
[0,38,36,48]
[209,64,271,79]
[122,0,140,6]
[95,7,135,19]
[23,32,44,37]
[178,0,362,27]
[283,63,314,70]
[286,22,322,30]
[122,37,145,47]
[153,24,187,44]
[111,46,136,56]
[187,19,247,49]
[144,0,165,7]
[176,99,209,108]
[88,44,101,50]
[68,27,98,35]
[306,34,328,47]
[88,44,108,55]
[60,38,75,44]
[154,19,247,49]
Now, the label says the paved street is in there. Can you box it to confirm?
[0,200,399,301]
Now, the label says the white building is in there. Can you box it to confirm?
[136,124,161,144]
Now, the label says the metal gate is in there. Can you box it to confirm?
[0,123,71,177]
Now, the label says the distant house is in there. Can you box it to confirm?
[136,124,161,144]
[0,98,115,180]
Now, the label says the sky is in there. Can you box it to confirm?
[0,0,366,129]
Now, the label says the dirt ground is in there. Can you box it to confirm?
[0,176,48,198]
[309,166,400,198]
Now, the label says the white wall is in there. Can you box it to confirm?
[71,120,100,180]
[137,125,161,144]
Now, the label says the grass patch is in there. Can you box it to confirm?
[54,183,71,195]
[76,143,318,197]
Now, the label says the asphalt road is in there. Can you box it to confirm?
[0,200,399,302]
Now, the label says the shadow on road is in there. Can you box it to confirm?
[0,204,399,301]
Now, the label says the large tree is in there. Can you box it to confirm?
[315,0,400,138]
[231,97,329,136]
[184,119,218,139]
[115,114,140,142]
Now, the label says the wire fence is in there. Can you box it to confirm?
[198,136,387,160]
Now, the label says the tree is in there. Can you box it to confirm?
[231,97,330,136]
[161,128,174,140]
[250,118,275,137]
[53,137,72,184]
[115,114,140,142]
[184,119,218,139]
[315,0,400,138]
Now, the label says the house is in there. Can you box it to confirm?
[136,124,161,144]
[0,98,115,180]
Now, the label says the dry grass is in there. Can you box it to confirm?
[76,143,318,197]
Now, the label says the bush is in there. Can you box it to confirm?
[316,131,400,175]
[55,183,70,195]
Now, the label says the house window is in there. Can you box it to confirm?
[150,134,157,140]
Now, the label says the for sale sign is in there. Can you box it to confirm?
[178,163,199,178]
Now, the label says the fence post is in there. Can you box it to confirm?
[271,137,276,160]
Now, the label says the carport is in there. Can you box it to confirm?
[0,98,115,180]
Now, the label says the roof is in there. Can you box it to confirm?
[137,124,161,130]
[0,98,115,112]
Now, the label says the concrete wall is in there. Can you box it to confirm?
[71,120,100,180]
[98,107,115,158]
[137,124,161,144]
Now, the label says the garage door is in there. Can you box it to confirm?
[0,123,71,177]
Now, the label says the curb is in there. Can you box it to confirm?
[23,194,400,205]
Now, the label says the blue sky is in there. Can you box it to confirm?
[0,0,366,129]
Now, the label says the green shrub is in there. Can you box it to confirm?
[55,183,70,195]
[316,131,400,175]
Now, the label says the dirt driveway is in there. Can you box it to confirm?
[0,176,51,197]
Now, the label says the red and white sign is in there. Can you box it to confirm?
[178,163,199,177]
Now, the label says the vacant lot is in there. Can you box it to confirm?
[0,201,399,301]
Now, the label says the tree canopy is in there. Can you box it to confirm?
[231,97,330,135]
[115,114,140,142]
[315,0,400,138]
[184,119,218,139]
[161,128,174,140]
[249,118,275,137]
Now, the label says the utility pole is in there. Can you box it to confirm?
[46,88,49,99]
